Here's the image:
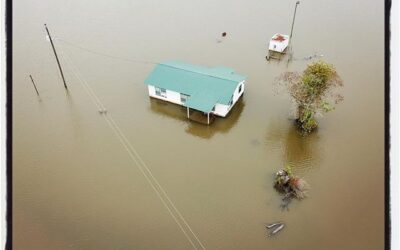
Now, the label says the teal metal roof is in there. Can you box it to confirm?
[144,61,246,113]
[184,91,220,113]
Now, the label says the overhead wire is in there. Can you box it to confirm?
[56,42,205,250]
[55,37,158,65]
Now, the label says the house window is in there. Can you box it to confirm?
[155,87,161,96]
[228,95,233,106]
[155,87,167,98]
[238,84,242,93]
[161,88,167,97]
[180,93,190,103]
[212,106,215,112]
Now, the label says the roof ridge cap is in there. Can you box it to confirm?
[159,63,241,82]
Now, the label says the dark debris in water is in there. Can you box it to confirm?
[217,32,227,43]
[274,166,309,210]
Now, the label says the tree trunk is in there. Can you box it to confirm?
[297,105,305,121]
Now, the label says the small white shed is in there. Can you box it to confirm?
[267,33,289,60]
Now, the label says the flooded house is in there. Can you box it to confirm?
[267,33,289,60]
[144,61,246,124]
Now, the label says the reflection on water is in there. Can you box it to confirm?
[149,97,245,139]
[265,120,321,174]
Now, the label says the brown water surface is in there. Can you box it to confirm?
[13,0,384,249]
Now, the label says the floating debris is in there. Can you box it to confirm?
[266,222,285,237]
[266,221,284,229]
[98,109,107,114]
[293,53,324,61]
[274,165,309,210]
[217,32,227,43]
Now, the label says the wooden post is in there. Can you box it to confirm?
[44,24,68,90]
[207,113,210,125]
[187,107,190,118]
[29,75,40,96]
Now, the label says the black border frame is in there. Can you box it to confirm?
[384,0,391,249]
[6,0,12,248]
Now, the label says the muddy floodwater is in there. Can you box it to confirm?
[13,0,384,249]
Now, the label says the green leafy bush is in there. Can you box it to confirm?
[277,61,343,133]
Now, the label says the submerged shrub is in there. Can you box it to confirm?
[274,165,309,209]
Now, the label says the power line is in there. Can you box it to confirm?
[55,38,158,65]
[57,43,205,250]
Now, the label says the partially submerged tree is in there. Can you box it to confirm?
[277,61,343,133]
[274,165,308,198]
[274,165,309,210]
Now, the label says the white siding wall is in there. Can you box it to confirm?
[232,81,245,103]
[148,81,245,118]
[148,85,183,105]
[211,80,245,117]
[213,103,229,117]
[269,41,287,52]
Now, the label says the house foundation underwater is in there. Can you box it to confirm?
[144,61,246,124]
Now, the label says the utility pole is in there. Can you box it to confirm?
[288,1,300,62]
[29,75,40,96]
[44,24,68,90]
[289,1,300,40]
